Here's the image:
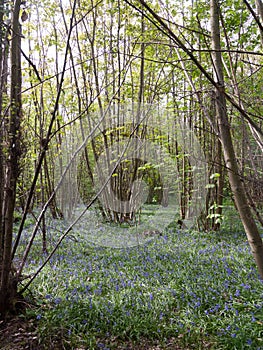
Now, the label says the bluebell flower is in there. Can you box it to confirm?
[226,267,232,275]
[241,283,251,289]
[195,301,201,308]
[235,289,240,297]
[54,297,62,305]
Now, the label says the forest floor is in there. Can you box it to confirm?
[0,316,44,350]
[0,324,212,350]
[0,316,201,349]
[1,206,263,349]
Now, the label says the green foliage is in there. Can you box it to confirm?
[207,203,224,225]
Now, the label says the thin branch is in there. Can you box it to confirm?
[21,49,42,82]
[243,0,263,39]
[189,48,263,56]
[157,14,211,38]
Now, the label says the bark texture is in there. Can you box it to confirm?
[210,0,263,279]
[0,0,22,317]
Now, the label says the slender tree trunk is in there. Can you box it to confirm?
[0,0,5,256]
[252,0,263,46]
[210,0,263,279]
[256,0,263,19]
[0,0,22,316]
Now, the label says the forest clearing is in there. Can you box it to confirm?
[1,0,263,349]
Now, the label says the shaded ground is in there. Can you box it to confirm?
[0,316,212,350]
[0,314,64,350]
[0,316,43,350]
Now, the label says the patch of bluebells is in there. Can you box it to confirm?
[29,227,263,349]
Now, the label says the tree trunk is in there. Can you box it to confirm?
[0,0,5,257]
[0,0,22,317]
[210,0,263,279]
[256,0,263,46]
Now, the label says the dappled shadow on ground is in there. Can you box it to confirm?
[97,337,213,350]
[0,315,213,350]
[0,315,63,350]
[0,319,205,350]
[0,316,43,350]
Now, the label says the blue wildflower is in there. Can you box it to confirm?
[54,297,62,305]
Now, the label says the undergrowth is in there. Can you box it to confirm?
[18,208,263,349]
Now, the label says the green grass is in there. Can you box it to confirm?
[19,209,263,349]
